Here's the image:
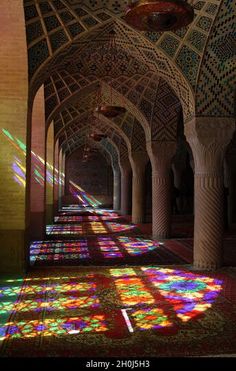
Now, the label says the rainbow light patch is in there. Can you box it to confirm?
[118,236,158,255]
[131,307,173,330]
[0,315,108,340]
[141,267,222,322]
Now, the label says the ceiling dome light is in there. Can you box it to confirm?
[125,0,194,32]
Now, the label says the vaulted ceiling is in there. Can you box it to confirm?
[24,0,236,160]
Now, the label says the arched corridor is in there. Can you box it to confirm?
[0,0,236,360]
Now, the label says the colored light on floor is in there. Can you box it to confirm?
[31,241,88,248]
[30,253,90,262]
[55,216,83,222]
[118,236,158,255]
[46,225,83,235]
[90,222,107,234]
[101,251,123,258]
[159,280,207,293]
[110,268,137,277]
[0,295,100,314]
[30,240,91,263]
[46,223,108,235]
[4,275,95,284]
[30,248,89,254]
[61,205,83,210]
[98,237,123,258]
[114,277,155,306]
[131,308,173,330]
[0,286,22,297]
[54,215,120,222]
[0,315,108,340]
[16,282,97,296]
[106,222,135,233]
[0,266,225,342]
[141,267,222,322]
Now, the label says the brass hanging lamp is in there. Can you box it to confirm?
[125,0,194,32]
[94,81,126,118]
[95,105,126,118]
[94,31,126,118]
[86,114,107,142]
[89,131,107,142]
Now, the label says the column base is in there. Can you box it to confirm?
[153,232,170,240]
[132,217,144,224]
[193,260,221,271]
[0,230,26,274]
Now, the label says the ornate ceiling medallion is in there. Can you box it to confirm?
[125,0,194,32]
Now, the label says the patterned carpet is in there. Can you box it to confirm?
[2,205,235,357]
[0,266,236,357]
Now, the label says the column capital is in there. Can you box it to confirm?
[147,140,176,157]
[185,116,235,147]
[129,151,149,175]
[147,141,177,174]
[119,159,131,174]
[185,117,235,174]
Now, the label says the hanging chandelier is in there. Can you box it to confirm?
[125,0,194,32]
[94,83,126,118]
[85,114,108,142]
[95,105,126,118]
[89,132,107,142]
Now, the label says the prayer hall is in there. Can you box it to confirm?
[0,0,235,361]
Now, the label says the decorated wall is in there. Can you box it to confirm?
[65,148,113,206]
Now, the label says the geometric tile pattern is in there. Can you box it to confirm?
[196,15,212,31]
[196,0,236,116]
[25,1,212,119]
[50,72,180,152]
[58,114,129,164]
[53,103,131,150]
[24,0,235,141]
[158,35,180,58]
[45,62,181,142]
[176,46,201,88]
[187,30,207,53]
[151,80,181,141]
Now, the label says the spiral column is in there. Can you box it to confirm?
[147,142,176,239]
[185,117,235,270]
